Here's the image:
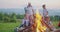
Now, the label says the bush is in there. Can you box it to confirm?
[0,12,24,23]
[10,19,17,23]
[16,14,24,19]
[4,17,10,22]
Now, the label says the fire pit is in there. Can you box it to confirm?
[15,10,60,32]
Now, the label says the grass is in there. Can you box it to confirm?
[0,22,21,32]
[52,21,60,28]
[0,21,60,32]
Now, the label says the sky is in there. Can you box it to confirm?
[0,0,60,9]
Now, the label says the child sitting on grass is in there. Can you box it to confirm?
[44,16,56,32]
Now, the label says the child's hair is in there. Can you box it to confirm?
[45,16,49,19]
[44,15,50,21]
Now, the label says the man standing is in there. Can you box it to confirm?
[24,3,34,26]
[42,4,48,17]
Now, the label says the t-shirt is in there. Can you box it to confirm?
[24,6,34,15]
[43,9,48,17]
[22,19,29,26]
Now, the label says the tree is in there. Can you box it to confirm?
[16,14,24,19]
[0,12,4,21]
[10,13,17,22]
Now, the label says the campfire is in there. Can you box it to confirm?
[17,9,47,32]
[34,9,47,32]
[17,9,60,32]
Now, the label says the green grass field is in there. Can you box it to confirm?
[0,22,21,32]
[0,21,60,32]
[52,21,59,28]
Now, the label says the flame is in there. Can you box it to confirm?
[34,9,47,32]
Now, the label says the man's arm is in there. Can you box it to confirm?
[32,8,34,14]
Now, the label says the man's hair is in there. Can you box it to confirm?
[27,2,32,7]
[42,4,45,7]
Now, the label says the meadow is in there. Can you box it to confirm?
[0,22,21,32]
[0,21,60,32]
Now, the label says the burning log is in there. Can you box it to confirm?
[18,26,32,32]
[18,24,37,32]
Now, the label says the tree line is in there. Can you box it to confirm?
[0,12,60,23]
[50,15,60,21]
[0,12,24,22]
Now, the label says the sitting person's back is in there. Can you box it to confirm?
[44,16,56,32]
[20,14,30,28]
